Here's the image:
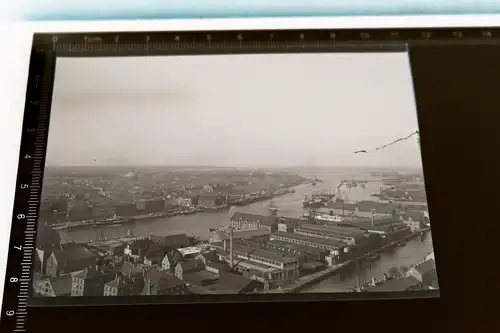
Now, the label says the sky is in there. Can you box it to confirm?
[47,52,423,168]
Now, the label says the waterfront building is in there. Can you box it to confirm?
[198,193,227,207]
[343,217,408,236]
[209,228,270,244]
[229,212,278,232]
[294,224,368,246]
[399,211,427,232]
[45,247,98,278]
[323,200,397,219]
[33,275,72,297]
[269,232,347,255]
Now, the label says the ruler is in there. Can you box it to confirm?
[1,45,54,332]
[29,27,500,56]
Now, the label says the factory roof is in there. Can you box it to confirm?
[230,212,277,226]
[296,224,367,238]
[270,232,345,249]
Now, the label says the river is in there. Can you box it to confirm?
[58,167,435,292]
[58,168,382,243]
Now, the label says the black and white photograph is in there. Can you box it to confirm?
[32,52,439,299]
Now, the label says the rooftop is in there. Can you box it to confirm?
[213,228,271,241]
[271,232,345,248]
[296,224,367,238]
[178,247,202,256]
[49,275,73,296]
[230,212,277,226]
[413,259,436,275]
[225,242,297,264]
[366,276,421,292]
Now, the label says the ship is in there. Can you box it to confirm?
[314,213,342,223]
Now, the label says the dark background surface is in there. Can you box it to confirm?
[2,29,500,332]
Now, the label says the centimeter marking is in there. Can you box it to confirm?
[2,44,52,332]
[32,27,500,55]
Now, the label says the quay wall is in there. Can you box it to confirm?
[282,228,431,293]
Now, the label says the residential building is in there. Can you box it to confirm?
[120,262,144,278]
[407,259,438,288]
[229,212,278,232]
[269,232,347,255]
[104,275,145,296]
[208,272,261,294]
[45,247,98,278]
[366,276,422,292]
[71,266,115,296]
[183,271,219,287]
[161,249,183,272]
[175,260,205,280]
[33,275,72,297]
[141,268,188,295]
[294,224,368,246]
[194,250,218,265]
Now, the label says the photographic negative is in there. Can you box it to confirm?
[32,51,438,300]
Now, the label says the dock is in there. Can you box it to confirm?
[266,227,431,294]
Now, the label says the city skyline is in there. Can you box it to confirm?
[47,52,423,168]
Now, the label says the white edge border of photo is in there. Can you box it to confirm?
[1,14,500,309]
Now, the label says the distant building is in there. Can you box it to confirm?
[45,247,98,278]
[229,213,278,232]
[324,201,397,219]
[198,193,227,208]
[115,202,138,217]
[399,210,429,232]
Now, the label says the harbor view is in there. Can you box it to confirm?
[32,53,438,298]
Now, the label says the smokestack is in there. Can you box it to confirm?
[223,239,227,251]
[229,228,234,269]
[371,209,375,228]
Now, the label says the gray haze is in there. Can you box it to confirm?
[47,53,422,168]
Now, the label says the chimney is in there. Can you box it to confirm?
[371,209,375,228]
[229,228,234,269]
[223,239,227,251]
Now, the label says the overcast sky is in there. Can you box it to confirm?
[47,52,422,168]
